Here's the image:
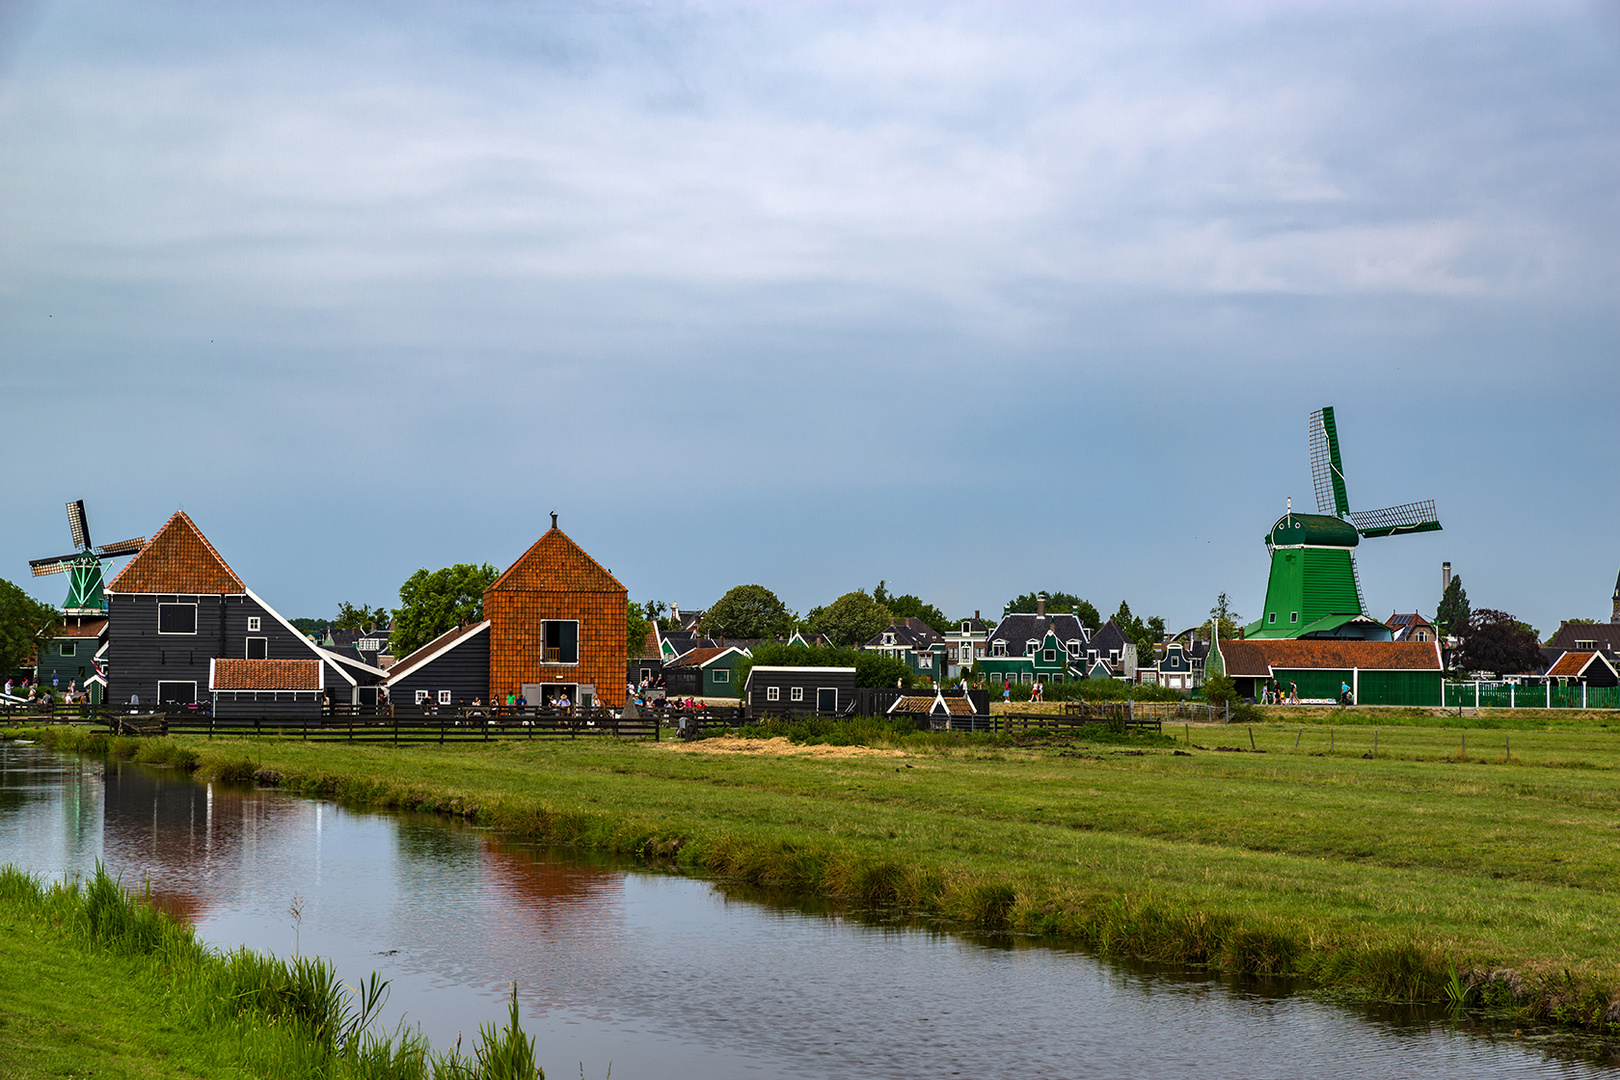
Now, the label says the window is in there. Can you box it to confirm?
[156,680,196,705]
[247,616,261,632]
[1067,641,1081,656]
[919,654,932,668]
[246,637,268,660]
[1026,640,1039,654]
[438,690,452,705]
[358,638,380,651]
[1577,639,1596,650]
[59,642,76,657]
[1088,649,1098,662]
[883,633,895,645]
[1043,649,1056,662]
[790,686,804,702]
[416,690,430,704]
[766,686,780,702]
[712,669,729,683]
[1109,650,1119,662]
[541,620,579,664]
[159,603,198,635]
[991,641,1006,657]
[1289,612,1298,623]
[961,621,971,633]
[1267,613,1277,624]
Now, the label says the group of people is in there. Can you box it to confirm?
[998,678,1045,704]
[2,676,87,708]
[1260,680,1301,705]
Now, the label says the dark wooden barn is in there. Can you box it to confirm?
[384,621,491,708]
[743,665,857,718]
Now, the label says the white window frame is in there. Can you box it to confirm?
[919,654,932,669]
[1067,641,1081,656]
[766,686,780,702]
[358,638,380,651]
[247,616,261,632]
[416,690,430,704]
[156,680,198,704]
[158,602,199,635]
[991,641,1006,657]
[1043,649,1056,662]
[59,641,76,657]
[438,690,452,705]
[540,619,580,665]
[790,686,804,702]
[712,668,729,683]
[245,637,268,659]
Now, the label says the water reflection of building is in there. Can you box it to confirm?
[101,761,307,924]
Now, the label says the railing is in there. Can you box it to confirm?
[1442,682,1620,710]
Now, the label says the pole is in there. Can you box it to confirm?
[1373,730,1377,755]
[1248,725,1255,751]
[1295,728,1302,750]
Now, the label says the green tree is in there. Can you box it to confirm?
[1458,609,1542,675]
[805,590,893,648]
[1198,593,1243,641]
[1111,600,1164,658]
[334,602,388,629]
[1004,591,1099,629]
[391,563,499,657]
[700,585,796,640]
[290,617,330,637]
[0,579,60,676]
[1202,673,1240,707]
[871,581,951,635]
[1436,575,1470,638]
[627,601,654,660]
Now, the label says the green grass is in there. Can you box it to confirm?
[0,860,544,1079]
[25,718,1620,1031]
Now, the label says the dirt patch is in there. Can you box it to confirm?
[654,735,907,759]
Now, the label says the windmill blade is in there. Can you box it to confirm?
[1308,408,1350,517]
[1347,500,1442,539]
[66,499,90,551]
[30,555,76,576]
[95,537,146,557]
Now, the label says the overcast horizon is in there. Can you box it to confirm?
[3,1,1618,636]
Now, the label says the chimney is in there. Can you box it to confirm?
[550,511,558,530]
[974,610,980,621]
[1037,593,1047,617]
[1442,562,1451,591]
[1239,625,1246,640]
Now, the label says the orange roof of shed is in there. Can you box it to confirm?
[1218,639,1441,677]
[107,511,245,595]
[213,658,321,691]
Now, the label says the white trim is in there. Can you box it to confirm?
[790,685,804,702]
[246,616,261,632]
[157,602,199,635]
[767,685,780,701]
[384,620,492,683]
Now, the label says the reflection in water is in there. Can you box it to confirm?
[0,741,1611,1080]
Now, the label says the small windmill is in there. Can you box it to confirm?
[1249,408,1441,639]
[29,501,146,614]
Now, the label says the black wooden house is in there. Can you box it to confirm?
[743,665,857,718]
[384,621,491,708]
[104,511,383,712]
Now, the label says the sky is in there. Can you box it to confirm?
[2,0,1617,636]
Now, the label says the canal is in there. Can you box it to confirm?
[0,741,1606,1078]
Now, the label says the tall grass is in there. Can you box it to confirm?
[0,862,544,1079]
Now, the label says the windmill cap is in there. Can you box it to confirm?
[1268,513,1359,549]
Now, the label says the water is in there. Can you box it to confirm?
[0,740,1609,1079]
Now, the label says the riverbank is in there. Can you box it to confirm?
[0,858,541,1079]
[25,721,1620,1031]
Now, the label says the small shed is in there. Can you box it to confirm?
[210,658,325,717]
[744,665,856,718]
[1545,650,1620,688]
[385,621,491,708]
[664,646,749,699]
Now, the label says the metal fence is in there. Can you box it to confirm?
[1442,682,1620,710]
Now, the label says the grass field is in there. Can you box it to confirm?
[25,714,1620,1031]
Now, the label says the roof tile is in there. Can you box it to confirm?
[106,512,245,595]
[213,658,321,691]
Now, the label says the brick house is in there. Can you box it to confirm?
[485,514,627,710]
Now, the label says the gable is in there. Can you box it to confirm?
[487,527,624,595]
[107,511,245,595]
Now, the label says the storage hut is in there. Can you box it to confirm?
[1544,650,1619,689]
[663,645,749,699]
[743,666,856,718]
[385,621,492,708]
[210,658,326,717]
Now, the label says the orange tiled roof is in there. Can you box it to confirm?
[107,511,245,595]
[1547,651,1601,679]
[487,527,624,595]
[668,646,733,668]
[889,694,975,716]
[51,619,108,639]
[213,658,320,691]
[1218,639,1441,677]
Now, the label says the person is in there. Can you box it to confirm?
[1002,679,1011,706]
[3,678,11,698]
[1340,680,1352,706]
[51,673,59,690]
[1289,681,1299,704]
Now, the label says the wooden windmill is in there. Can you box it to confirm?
[1247,408,1441,640]
[28,500,146,614]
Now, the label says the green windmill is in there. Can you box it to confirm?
[1245,407,1441,640]
[29,500,146,615]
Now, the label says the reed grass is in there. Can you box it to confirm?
[0,861,544,1079]
[24,718,1620,1031]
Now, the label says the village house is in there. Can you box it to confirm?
[975,599,1093,685]
[1206,638,1444,706]
[864,617,950,682]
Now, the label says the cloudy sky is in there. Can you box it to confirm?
[2,0,1617,635]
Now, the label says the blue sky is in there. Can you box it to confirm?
[2,1,1617,635]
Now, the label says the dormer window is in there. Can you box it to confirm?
[1026,640,1039,654]
[991,641,1006,657]
[883,633,895,646]
[1066,641,1081,656]
[961,621,971,633]
[1576,639,1596,650]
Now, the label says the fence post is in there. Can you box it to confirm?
[1510,684,1515,709]
[1546,682,1551,709]
[1583,683,1588,709]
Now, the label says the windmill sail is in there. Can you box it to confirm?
[1308,408,1350,518]
[95,537,146,557]
[1345,501,1441,538]
[30,557,76,577]
[66,500,90,551]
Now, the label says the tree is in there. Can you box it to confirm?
[1198,593,1243,642]
[1111,600,1164,657]
[805,590,892,648]
[1436,575,1470,638]
[334,602,389,630]
[0,579,59,675]
[1457,609,1542,675]
[290,617,330,637]
[1203,673,1239,707]
[700,585,796,641]
[391,563,499,657]
[1004,591,1099,629]
[627,601,654,660]
[872,581,951,635]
